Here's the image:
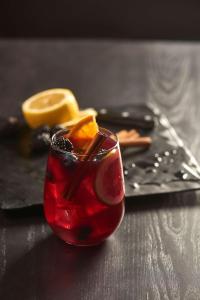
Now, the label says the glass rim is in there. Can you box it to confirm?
[51,127,119,158]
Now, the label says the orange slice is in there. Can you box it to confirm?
[60,108,97,128]
[68,115,99,149]
[69,115,98,138]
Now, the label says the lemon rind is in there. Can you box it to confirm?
[22,88,78,114]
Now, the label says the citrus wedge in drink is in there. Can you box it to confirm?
[95,149,125,205]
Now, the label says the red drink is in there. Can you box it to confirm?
[44,128,125,246]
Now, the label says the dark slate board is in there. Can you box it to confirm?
[97,103,200,196]
[0,143,46,209]
[1,103,200,210]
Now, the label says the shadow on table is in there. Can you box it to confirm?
[125,190,200,214]
[0,205,45,227]
[0,233,110,300]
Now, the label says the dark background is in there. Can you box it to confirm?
[1,0,200,40]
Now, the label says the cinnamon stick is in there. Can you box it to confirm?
[120,136,152,147]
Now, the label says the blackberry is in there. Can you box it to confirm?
[78,226,92,241]
[53,137,73,152]
[50,125,63,137]
[62,152,77,168]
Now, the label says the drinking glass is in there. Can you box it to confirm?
[44,128,125,246]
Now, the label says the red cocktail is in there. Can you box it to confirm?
[44,127,125,246]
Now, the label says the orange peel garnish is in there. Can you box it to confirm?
[68,114,99,150]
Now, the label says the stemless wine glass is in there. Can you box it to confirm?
[44,128,125,246]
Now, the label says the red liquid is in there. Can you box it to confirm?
[44,130,125,246]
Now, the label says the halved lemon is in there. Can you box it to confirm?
[22,88,97,129]
[22,88,79,128]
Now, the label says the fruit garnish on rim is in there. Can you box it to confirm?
[67,114,99,152]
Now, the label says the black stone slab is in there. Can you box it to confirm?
[1,103,200,210]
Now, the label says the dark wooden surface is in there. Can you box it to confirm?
[1,40,200,300]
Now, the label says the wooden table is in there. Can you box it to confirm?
[0,40,200,300]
